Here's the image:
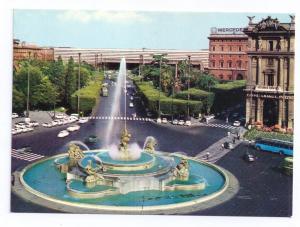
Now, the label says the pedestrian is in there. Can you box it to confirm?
[221,143,224,150]
[206,152,210,160]
[226,117,228,124]
[227,131,231,137]
[233,137,236,144]
[237,134,240,140]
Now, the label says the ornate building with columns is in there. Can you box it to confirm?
[243,16,295,128]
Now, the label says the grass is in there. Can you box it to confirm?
[244,128,293,142]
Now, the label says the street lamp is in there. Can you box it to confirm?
[77,53,81,116]
[187,55,191,118]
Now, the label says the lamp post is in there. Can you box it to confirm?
[77,53,81,116]
[187,55,191,118]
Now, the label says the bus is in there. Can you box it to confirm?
[101,83,108,97]
[254,138,293,156]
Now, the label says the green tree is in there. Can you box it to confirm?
[12,87,26,114]
[64,57,76,106]
[14,65,43,100]
[31,77,58,110]
[196,74,219,91]
[48,56,65,103]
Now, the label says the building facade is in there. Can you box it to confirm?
[13,39,54,62]
[243,16,295,128]
[208,28,248,80]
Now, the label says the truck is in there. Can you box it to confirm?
[101,83,108,97]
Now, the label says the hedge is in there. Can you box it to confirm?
[175,88,215,114]
[71,73,104,114]
[211,80,246,112]
[135,81,202,116]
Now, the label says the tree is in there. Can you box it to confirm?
[64,57,76,106]
[196,74,219,91]
[12,87,26,113]
[48,56,65,104]
[75,66,91,88]
[31,77,58,110]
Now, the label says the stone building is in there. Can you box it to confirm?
[208,27,248,80]
[243,16,295,128]
[13,39,54,62]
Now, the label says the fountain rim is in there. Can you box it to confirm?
[14,149,239,214]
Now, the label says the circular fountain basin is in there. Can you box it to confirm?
[13,150,239,214]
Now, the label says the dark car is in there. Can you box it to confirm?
[84,135,98,144]
[243,152,257,162]
[223,142,233,149]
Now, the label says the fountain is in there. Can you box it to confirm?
[12,58,239,214]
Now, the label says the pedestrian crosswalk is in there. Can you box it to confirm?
[199,122,237,130]
[11,149,45,162]
[88,116,153,122]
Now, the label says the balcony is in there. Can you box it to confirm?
[255,85,282,92]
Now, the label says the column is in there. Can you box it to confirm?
[278,98,286,127]
[288,57,294,91]
[257,57,262,86]
[246,96,252,124]
[256,98,263,123]
[279,57,284,90]
[287,99,294,129]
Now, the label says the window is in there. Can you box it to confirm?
[219,74,223,80]
[267,74,274,86]
[239,46,242,51]
[229,46,232,51]
[269,41,274,51]
[211,61,215,67]
[221,46,224,51]
[228,61,232,68]
[228,75,232,80]
[212,46,215,51]
[220,61,224,68]
[237,61,242,68]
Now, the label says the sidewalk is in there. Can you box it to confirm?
[195,129,247,163]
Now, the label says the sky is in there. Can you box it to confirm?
[14,10,292,50]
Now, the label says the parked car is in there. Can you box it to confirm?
[78,117,89,124]
[129,102,134,108]
[70,113,79,118]
[162,118,168,124]
[157,118,162,123]
[55,113,65,119]
[243,152,257,162]
[178,120,185,126]
[172,119,178,125]
[12,113,19,119]
[67,125,80,132]
[57,130,69,138]
[30,121,39,127]
[233,121,241,127]
[205,114,215,121]
[185,120,192,126]
[223,142,233,149]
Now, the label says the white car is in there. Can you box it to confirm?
[30,121,39,127]
[129,102,134,108]
[233,121,241,127]
[55,113,65,119]
[157,118,162,123]
[78,117,89,124]
[185,120,192,126]
[42,122,51,128]
[162,118,168,124]
[58,130,69,138]
[12,113,19,119]
[205,114,215,121]
[172,119,178,125]
[67,125,80,132]
[70,113,79,118]
[130,96,134,101]
[178,120,185,126]
[51,121,58,127]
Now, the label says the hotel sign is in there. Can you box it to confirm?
[211,27,244,34]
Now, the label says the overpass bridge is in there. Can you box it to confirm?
[53,48,209,70]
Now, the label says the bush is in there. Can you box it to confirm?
[175,88,214,114]
[70,74,104,114]
[135,81,202,116]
